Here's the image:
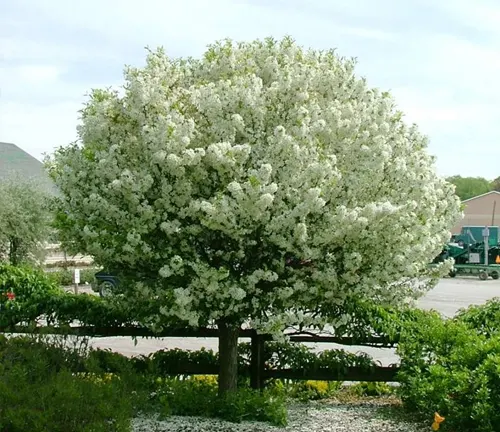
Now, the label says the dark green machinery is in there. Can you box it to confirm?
[452,225,499,248]
[433,241,500,280]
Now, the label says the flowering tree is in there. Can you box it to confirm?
[48,37,461,393]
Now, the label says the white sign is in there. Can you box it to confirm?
[73,269,80,284]
[469,253,481,264]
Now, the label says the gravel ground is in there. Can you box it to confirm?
[132,402,427,432]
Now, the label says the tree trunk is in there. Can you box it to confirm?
[218,321,240,395]
[9,238,20,266]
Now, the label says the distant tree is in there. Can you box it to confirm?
[0,178,52,265]
[446,176,492,201]
[491,176,500,192]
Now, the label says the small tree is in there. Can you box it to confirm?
[0,178,52,265]
[48,37,461,393]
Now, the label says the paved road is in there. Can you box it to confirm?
[88,277,500,365]
[419,277,500,317]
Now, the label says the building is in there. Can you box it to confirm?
[452,191,500,234]
[0,141,57,194]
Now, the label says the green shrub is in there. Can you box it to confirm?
[455,297,500,337]
[87,348,136,374]
[0,264,174,329]
[319,297,440,345]
[239,341,377,374]
[155,377,287,425]
[0,263,137,328]
[0,367,133,432]
[0,334,86,374]
[0,263,61,299]
[287,380,341,401]
[143,347,219,376]
[397,306,500,432]
[0,264,62,327]
[350,381,394,397]
[0,335,136,432]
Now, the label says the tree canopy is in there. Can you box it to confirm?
[491,176,500,193]
[0,178,52,265]
[48,37,461,392]
[445,175,492,201]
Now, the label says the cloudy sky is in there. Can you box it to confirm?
[1,0,499,178]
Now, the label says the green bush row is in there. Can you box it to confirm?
[396,297,500,432]
[0,336,289,429]
[0,335,138,432]
[239,339,378,373]
[88,341,380,380]
[0,334,399,431]
[0,263,176,329]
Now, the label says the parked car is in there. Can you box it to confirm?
[92,270,120,298]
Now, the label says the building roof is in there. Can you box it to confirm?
[0,141,57,195]
[463,190,500,203]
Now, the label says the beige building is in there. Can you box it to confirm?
[452,191,500,234]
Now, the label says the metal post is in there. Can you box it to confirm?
[73,268,80,294]
[483,227,490,266]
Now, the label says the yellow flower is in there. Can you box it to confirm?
[305,380,329,395]
[432,412,445,430]
[192,375,218,386]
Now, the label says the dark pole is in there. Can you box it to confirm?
[250,330,265,390]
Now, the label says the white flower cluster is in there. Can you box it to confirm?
[50,37,461,332]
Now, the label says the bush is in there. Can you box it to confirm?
[87,348,136,374]
[0,263,138,329]
[0,264,177,329]
[287,380,341,401]
[142,347,219,376]
[397,304,500,432]
[155,376,287,426]
[0,367,133,432]
[239,341,378,374]
[350,381,394,397]
[455,297,500,337]
[0,264,62,327]
[0,334,86,373]
[0,335,136,432]
[0,263,61,299]
[0,336,293,428]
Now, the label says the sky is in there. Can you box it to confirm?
[1,0,499,179]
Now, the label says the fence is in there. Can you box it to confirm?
[3,325,400,389]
